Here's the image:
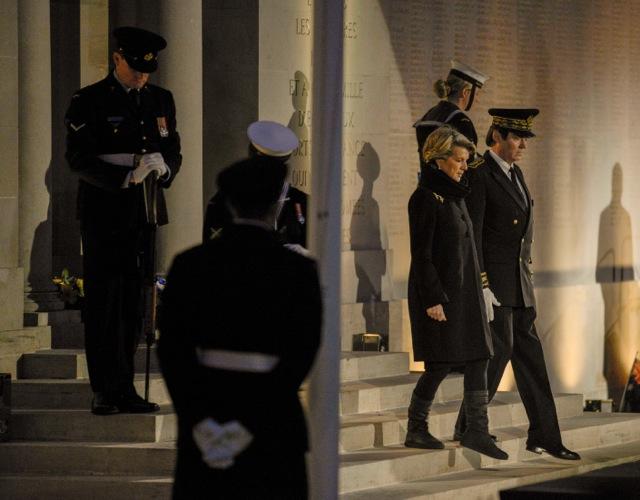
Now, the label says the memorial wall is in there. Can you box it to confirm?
[257,0,640,400]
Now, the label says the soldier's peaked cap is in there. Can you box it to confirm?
[449,60,489,88]
[247,121,299,158]
[488,108,539,137]
[113,26,167,73]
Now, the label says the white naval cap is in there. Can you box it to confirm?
[247,120,299,157]
[449,60,489,88]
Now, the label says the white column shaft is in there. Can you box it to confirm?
[308,1,344,498]
[156,0,204,272]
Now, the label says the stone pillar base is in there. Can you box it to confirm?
[24,291,64,313]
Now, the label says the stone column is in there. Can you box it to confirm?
[18,0,63,313]
[0,0,23,331]
[155,0,203,272]
[308,0,344,498]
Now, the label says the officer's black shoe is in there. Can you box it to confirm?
[91,393,119,415]
[117,393,160,413]
[453,428,497,442]
[526,443,581,460]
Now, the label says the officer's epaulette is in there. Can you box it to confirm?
[432,192,444,204]
[468,157,485,169]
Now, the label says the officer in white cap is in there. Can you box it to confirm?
[413,60,489,169]
[203,121,308,247]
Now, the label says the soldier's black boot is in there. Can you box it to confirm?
[404,392,444,449]
[460,390,508,460]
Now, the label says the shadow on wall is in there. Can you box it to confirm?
[596,163,640,406]
[28,164,55,308]
[350,142,389,348]
[287,70,311,194]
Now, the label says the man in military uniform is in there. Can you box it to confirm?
[159,156,321,498]
[453,109,580,460]
[65,27,181,415]
[203,121,308,248]
[414,60,488,170]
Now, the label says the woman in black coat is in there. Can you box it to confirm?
[406,125,507,460]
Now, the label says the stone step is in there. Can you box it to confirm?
[341,439,640,499]
[0,326,51,356]
[340,351,409,382]
[18,347,159,380]
[338,412,640,494]
[339,392,583,452]
[2,415,640,499]
[10,406,176,443]
[0,474,172,500]
[12,374,170,409]
[339,373,461,416]
[0,441,177,476]
[0,393,582,473]
[50,322,85,349]
[19,349,88,379]
[0,327,52,379]
[17,349,409,383]
[24,310,81,327]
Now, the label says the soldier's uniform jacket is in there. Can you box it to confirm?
[466,150,535,308]
[65,72,182,231]
[407,164,492,363]
[203,185,308,246]
[414,100,478,168]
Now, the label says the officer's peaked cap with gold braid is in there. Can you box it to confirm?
[488,108,539,137]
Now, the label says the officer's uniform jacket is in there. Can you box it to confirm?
[465,150,535,308]
[414,100,478,168]
[65,72,182,231]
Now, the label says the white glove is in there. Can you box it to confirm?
[483,287,501,322]
[131,153,168,184]
[284,243,310,257]
[192,418,253,470]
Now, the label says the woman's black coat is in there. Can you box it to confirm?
[407,164,492,363]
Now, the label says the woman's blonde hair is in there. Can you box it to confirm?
[422,125,475,164]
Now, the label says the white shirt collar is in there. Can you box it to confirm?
[113,70,135,93]
[489,150,513,178]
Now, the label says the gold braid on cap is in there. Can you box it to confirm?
[492,115,534,132]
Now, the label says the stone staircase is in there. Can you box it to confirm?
[1,315,640,499]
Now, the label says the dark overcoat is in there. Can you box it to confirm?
[407,164,492,363]
[158,224,321,498]
[465,151,535,308]
[414,101,478,168]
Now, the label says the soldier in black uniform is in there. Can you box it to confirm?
[159,156,321,499]
[65,27,182,415]
[203,121,308,248]
[453,109,580,460]
[414,60,488,170]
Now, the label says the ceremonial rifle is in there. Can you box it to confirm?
[142,173,158,402]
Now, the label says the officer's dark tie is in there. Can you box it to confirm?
[129,89,141,108]
[509,167,525,203]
